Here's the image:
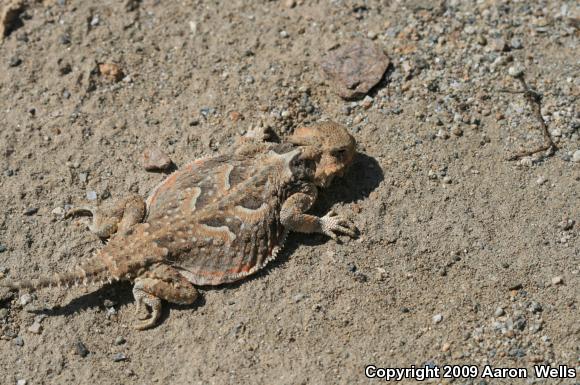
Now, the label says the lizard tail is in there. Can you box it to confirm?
[0,254,113,291]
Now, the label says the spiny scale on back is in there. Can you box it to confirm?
[1,122,358,329]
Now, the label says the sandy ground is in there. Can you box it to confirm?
[0,0,578,384]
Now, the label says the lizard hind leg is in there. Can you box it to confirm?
[132,264,199,330]
[66,194,146,239]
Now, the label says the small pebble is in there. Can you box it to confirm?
[113,352,127,362]
[432,314,443,324]
[90,15,100,26]
[451,126,463,137]
[360,95,373,109]
[142,147,173,171]
[508,64,525,78]
[442,176,452,184]
[14,336,24,347]
[529,302,542,313]
[572,150,580,163]
[494,307,505,317]
[17,380,27,385]
[510,37,523,49]
[436,129,449,139]
[103,299,116,308]
[78,172,88,183]
[114,336,126,345]
[292,293,305,303]
[19,293,32,306]
[27,322,42,334]
[536,176,547,185]
[0,244,6,253]
[86,191,97,201]
[75,341,89,357]
[98,63,124,82]
[9,57,22,67]
[23,207,38,216]
[51,207,65,216]
[279,30,289,38]
[0,308,8,319]
[59,34,71,45]
[551,276,563,285]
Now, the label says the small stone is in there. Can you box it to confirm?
[320,39,390,100]
[9,56,21,67]
[14,336,24,347]
[51,207,65,216]
[142,147,173,171]
[229,111,243,122]
[279,30,289,38]
[441,342,451,352]
[113,352,127,362]
[508,348,526,358]
[451,126,463,137]
[103,299,116,308]
[16,380,27,385]
[0,308,8,319]
[59,34,71,45]
[90,15,100,26]
[551,276,563,285]
[284,0,296,8]
[75,341,89,357]
[572,150,580,162]
[400,307,410,313]
[436,128,449,139]
[510,37,523,49]
[432,314,443,324]
[360,95,373,109]
[19,293,32,306]
[536,176,547,185]
[558,218,574,231]
[86,191,97,201]
[292,293,305,303]
[28,322,42,334]
[23,207,38,216]
[494,307,505,317]
[508,65,525,78]
[114,336,126,345]
[367,31,377,40]
[0,244,6,253]
[507,282,522,291]
[78,172,88,183]
[442,176,452,184]
[528,301,542,313]
[490,38,508,52]
[98,63,124,82]
[63,90,71,99]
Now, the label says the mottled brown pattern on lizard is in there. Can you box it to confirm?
[1,122,357,329]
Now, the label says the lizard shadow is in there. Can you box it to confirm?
[30,152,383,324]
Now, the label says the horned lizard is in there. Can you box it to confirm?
[1,122,358,329]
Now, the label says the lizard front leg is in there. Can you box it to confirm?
[66,194,146,239]
[280,186,357,239]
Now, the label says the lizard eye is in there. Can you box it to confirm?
[332,149,348,159]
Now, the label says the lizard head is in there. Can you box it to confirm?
[288,122,356,188]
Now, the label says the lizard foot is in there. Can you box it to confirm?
[319,210,358,240]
